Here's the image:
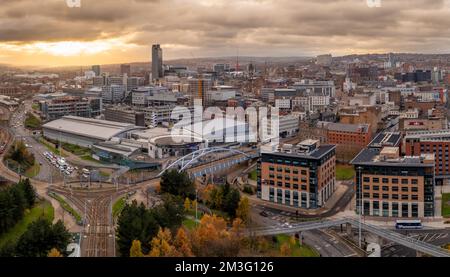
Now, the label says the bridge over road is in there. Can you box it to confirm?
[247,218,450,257]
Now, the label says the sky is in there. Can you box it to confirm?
[2,0,450,67]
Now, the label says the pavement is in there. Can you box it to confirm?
[249,181,354,218]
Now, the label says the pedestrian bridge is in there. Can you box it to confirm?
[247,218,450,257]
[158,147,258,177]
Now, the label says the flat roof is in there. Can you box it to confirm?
[369,132,402,148]
[318,121,369,133]
[351,148,434,167]
[263,144,336,160]
[43,116,144,141]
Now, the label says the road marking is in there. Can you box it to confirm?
[345,253,357,257]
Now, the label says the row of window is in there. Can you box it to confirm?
[363,185,419,193]
[363,177,419,185]
[266,180,308,190]
[362,201,419,217]
[269,167,308,175]
[268,174,308,182]
[362,193,419,201]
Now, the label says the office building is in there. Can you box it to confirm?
[152,44,163,81]
[258,140,336,209]
[351,146,435,218]
[39,96,102,120]
[188,78,212,103]
[104,106,146,127]
[102,85,125,104]
[92,65,101,77]
[405,129,450,185]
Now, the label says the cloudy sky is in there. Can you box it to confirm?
[1,0,450,66]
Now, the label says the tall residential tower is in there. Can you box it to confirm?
[152,44,163,82]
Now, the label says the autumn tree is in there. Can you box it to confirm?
[280,242,292,256]
[184,198,191,211]
[130,240,144,257]
[190,215,241,257]
[236,197,250,223]
[48,248,63,257]
[173,228,193,257]
[148,228,177,257]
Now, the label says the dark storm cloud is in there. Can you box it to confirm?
[1,0,450,56]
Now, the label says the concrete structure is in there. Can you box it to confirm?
[42,116,144,148]
[39,96,102,121]
[104,106,146,127]
[258,140,336,209]
[351,146,435,218]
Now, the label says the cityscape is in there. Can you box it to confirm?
[0,0,450,263]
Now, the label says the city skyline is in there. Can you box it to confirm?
[2,0,450,66]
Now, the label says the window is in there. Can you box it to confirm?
[363,193,370,198]
[401,179,409,185]
[411,179,418,185]
[285,168,291,173]
[277,182,283,187]
[412,195,418,200]
[373,201,380,216]
[382,178,389,184]
[301,185,307,191]
[392,187,399,192]
[411,187,418,193]
[293,184,299,189]
[301,170,307,175]
[269,180,275,185]
[373,186,380,191]
[392,203,399,217]
[284,183,291,188]
[373,178,380,183]
[392,179,399,184]
[401,187,409,192]
[382,194,389,199]
[382,186,389,191]
[363,177,370,183]
[392,194,399,200]
[373,193,380,199]
[363,185,370,190]
[412,203,418,217]
[383,202,389,217]
[402,203,409,218]
[293,170,299,174]
[402,195,409,200]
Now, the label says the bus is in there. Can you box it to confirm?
[395,220,423,230]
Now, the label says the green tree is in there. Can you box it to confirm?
[152,194,185,230]
[19,179,36,208]
[160,170,195,199]
[15,219,70,257]
[116,201,159,257]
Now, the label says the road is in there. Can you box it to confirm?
[382,229,450,257]
[8,100,61,182]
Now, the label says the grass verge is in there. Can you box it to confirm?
[275,234,320,257]
[0,200,54,249]
[336,164,355,181]
[24,162,40,178]
[113,198,126,219]
[49,192,82,223]
[442,193,450,218]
